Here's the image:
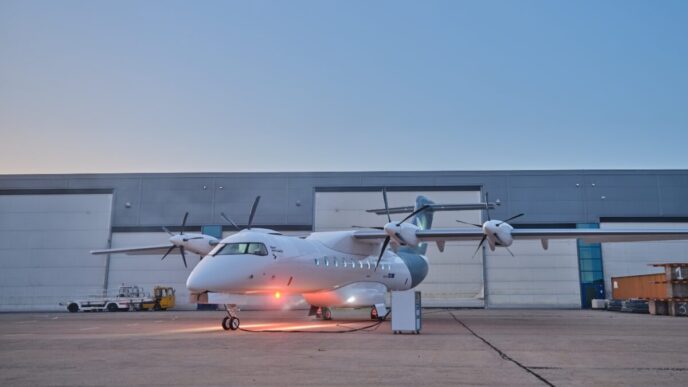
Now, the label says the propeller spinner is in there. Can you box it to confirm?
[456,192,524,257]
[161,212,196,268]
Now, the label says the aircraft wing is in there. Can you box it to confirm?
[416,228,688,243]
[91,244,176,255]
[352,228,688,243]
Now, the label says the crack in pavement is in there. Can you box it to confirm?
[449,312,555,387]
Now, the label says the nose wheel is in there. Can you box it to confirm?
[221,304,240,331]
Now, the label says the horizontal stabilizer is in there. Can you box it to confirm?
[367,203,495,215]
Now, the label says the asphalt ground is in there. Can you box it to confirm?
[1,309,686,386]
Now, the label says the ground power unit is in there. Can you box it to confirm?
[391,290,421,334]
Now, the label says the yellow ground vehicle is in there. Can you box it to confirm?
[139,286,176,311]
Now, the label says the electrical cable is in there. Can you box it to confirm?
[238,310,391,334]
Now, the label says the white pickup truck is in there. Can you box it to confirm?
[61,285,153,312]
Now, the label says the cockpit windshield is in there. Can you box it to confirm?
[213,242,269,256]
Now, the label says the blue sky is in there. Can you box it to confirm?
[1,0,686,174]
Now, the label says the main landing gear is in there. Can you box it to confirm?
[312,306,333,320]
[221,304,240,331]
[370,306,379,320]
[371,303,387,321]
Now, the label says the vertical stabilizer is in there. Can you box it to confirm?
[401,195,435,255]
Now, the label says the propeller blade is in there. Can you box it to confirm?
[485,192,491,221]
[162,226,174,236]
[397,204,430,225]
[161,245,176,261]
[351,226,385,230]
[456,219,482,228]
[182,236,204,241]
[472,235,487,258]
[180,212,189,235]
[498,213,525,226]
[180,246,187,268]
[374,236,390,271]
[220,212,240,230]
[505,247,515,257]
[382,188,391,223]
[247,196,261,229]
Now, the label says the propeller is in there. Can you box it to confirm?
[497,213,524,226]
[219,196,261,230]
[161,212,190,268]
[485,192,491,221]
[374,188,430,271]
[247,196,261,229]
[220,212,240,230]
[455,192,525,257]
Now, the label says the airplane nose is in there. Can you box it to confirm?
[186,269,204,293]
[186,258,215,292]
[186,257,231,293]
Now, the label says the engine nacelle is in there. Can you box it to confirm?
[483,220,514,248]
[383,222,420,247]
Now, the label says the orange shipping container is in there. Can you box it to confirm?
[611,273,667,300]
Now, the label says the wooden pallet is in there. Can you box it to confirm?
[645,299,688,316]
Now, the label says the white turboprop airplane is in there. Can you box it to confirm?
[93,191,688,332]
[180,190,688,332]
[92,212,219,268]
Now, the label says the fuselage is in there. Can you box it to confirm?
[186,228,429,299]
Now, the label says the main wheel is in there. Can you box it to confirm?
[222,316,231,331]
[370,306,378,320]
[67,303,79,313]
[229,317,240,330]
[322,308,332,320]
[107,303,118,312]
[153,302,161,311]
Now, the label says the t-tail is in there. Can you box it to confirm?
[402,195,435,255]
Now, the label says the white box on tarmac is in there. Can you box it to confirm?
[391,290,421,334]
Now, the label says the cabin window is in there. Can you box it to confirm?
[315,258,319,266]
[213,242,269,256]
[325,257,329,266]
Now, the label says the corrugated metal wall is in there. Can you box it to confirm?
[0,194,112,311]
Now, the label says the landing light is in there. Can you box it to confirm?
[346,296,356,303]
[275,291,281,299]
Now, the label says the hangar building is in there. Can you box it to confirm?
[1,170,687,311]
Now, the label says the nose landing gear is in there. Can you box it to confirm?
[221,304,240,331]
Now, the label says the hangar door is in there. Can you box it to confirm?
[314,189,484,307]
[484,238,581,308]
[601,221,688,297]
[0,193,113,311]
